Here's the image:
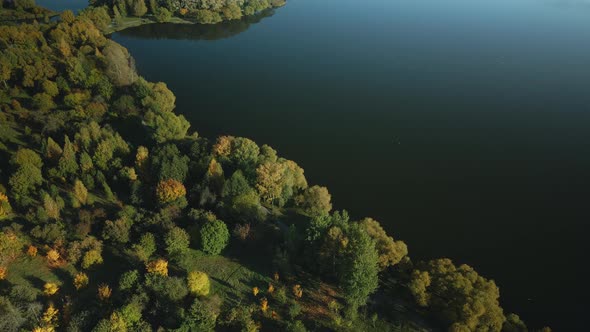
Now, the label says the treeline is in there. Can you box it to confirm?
[90,0,286,26]
[0,10,550,332]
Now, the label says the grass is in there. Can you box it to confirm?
[5,256,61,289]
[177,248,271,306]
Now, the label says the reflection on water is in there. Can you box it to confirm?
[116,9,275,41]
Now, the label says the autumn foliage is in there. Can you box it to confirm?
[98,284,112,300]
[146,259,169,276]
[27,245,38,257]
[0,192,12,218]
[187,270,210,296]
[0,266,7,280]
[74,272,89,290]
[292,284,303,298]
[155,179,186,203]
[44,282,59,296]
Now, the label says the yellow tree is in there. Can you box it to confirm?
[256,162,285,204]
[146,259,168,276]
[98,284,112,301]
[0,266,7,280]
[260,297,269,312]
[73,179,89,207]
[44,283,59,296]
[27,245,38,257]
[187,271,210,296]
[40,304,59,328]
[0,192,12,219]
[155,179,186,204]
[74,272,89,290]
[135,146,149,178]
[252,286,259,297]
[46,249,60,265]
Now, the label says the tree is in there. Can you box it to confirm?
[131,0,148,16]
[340,224,379,313]
[132,233,156,262]
[81,249,103,269]
[0,193,12,219]
[119,270,140,291]
[255,161,284,204]
[144,110,190,143]
[74,272,89,290]
[43,283,59,296]
[98,284,112,301]
[103,41,138,87]
[409,259,505,331]
[165,226,190,258]
[72,179,89,207]
[187,271,210,296]
[58,136,78,178]
[44,137,63,162]
[155,179,187,204]
[140,81,176,113]
[151,144,189,182]
[43,194,60,220]
[11,148,43,169]
[503,313,527,332]
[199,220,229,255]
[295,186,332,216]
[102,218,131,243]
[155,7,172,22]
[146,259,168,276]
[179,299,217,331]
[359,218,407,270]
[9,164,43,201]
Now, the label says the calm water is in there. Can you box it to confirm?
[51,0,590,328]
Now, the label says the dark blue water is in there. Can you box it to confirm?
[46,0,590,329]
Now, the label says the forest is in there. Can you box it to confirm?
[0,3,552,332]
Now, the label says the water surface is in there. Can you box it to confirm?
[108,0,590,329]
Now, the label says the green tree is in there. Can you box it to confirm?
[44,137,63,162]
[179,299,217,331]
[131,0,148,16]
[11,148,43,169]
[151,144,190,181]
[9,164,43,200]
[199,220,230,255]
[409,258,505,331]
[144,110,190,143]
[58,136,79,178]
[131,232,156,262]
[155,7,172,22]
[165,226,190,258]
[340,224,379,314]
[187,271,210,296]
[295,185,332,216]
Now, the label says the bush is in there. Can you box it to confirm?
[199,220,229,255]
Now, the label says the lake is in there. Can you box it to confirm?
[45,0,590,329]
